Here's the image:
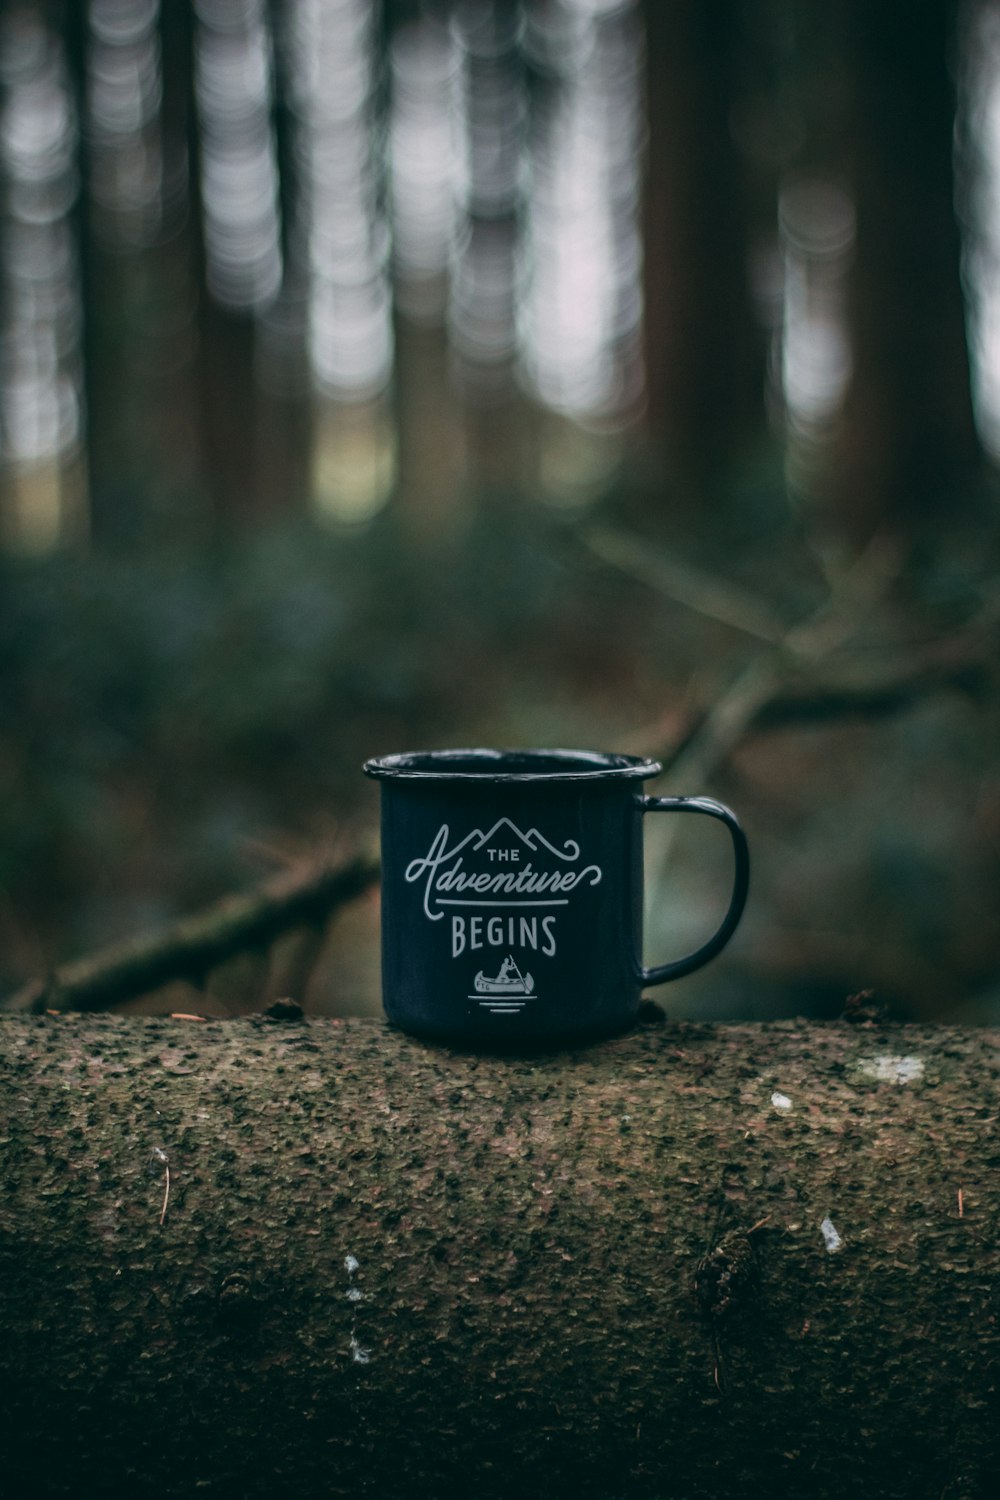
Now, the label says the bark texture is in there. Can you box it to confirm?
[1,1015,997,1499]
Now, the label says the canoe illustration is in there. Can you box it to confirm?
[474,955,534,996]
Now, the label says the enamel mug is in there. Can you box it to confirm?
[364,749,749,1045]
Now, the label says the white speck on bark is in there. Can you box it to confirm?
[857,1055,925,1085]
[771,1091,793,1112]
[820,1216,843,1253]
[346,1254,370,1359]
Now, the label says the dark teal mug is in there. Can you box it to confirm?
[364,749,749,1045]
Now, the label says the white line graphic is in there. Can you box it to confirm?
[438,898,568,908]
[405,820,602,920]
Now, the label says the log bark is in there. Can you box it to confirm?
[1,1015,997,1498]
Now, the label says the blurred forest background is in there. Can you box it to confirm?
[1,0,1000,1023]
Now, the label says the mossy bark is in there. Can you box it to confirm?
[1,1015,997,1498]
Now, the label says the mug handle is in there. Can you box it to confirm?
[640,796,750,985]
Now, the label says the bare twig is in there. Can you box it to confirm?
[641,641,990,778]
[653,526,907,788]
[2,842,380,1015]
[586,525,995,913]
[581,524,788,644]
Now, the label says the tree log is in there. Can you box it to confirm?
[1,1015,997,1498]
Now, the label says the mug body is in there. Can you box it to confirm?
[365,750,659,1044]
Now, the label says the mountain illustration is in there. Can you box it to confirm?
[470,818,580,861]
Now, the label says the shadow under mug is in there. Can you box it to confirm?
[364,749,749,1046]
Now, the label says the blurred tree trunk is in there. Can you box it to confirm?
[641,1,766,493]
[833,0,981,539]
[168,1,264,528]
[186,251,262,530]
[66,0,205,542]
[1,1015,997,1498]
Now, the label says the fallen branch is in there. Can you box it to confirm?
[599,524,908,783]
[596,525,997,912]
[581,523,788,643]
[748,645,988,729]
[646,636,991,778]
[2,842,379,1015]
[601,519,994,785]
